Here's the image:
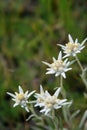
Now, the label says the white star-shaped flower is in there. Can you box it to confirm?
[34,86,71,115]
[42,51,72,78]
[58,34,87,57]
[7,86,35,112]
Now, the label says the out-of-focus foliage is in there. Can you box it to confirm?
[0,0,87,129]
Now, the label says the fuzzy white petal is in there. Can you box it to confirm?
[27,90,35,98]
[7,92,16,98]
[58,51,62,60]
[54,87,61,97]
[81,38,87,46]
[75,38,78,43]
[40,85,44,94]
[53,57,56,62]
[46,70,55,74]
[42,61,51,67]
[68,34,74,43]
[13,103,19,107]
[55,72,60,77]
[61,72,66,78]
[19,86,23,93]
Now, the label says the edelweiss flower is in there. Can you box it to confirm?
[42,51,72,78]
[35,86,71,115]
[58,34,87,57]
[7,86,35,112]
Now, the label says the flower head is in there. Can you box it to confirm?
[7,86,35,112]
[58,34,87,57]
[42,51,72,78]
[34,86,71,115]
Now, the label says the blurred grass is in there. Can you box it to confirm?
[0,0,87,129]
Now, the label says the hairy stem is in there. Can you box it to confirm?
[60,75,66,98]
[75,55,84,72]
[75,55,87,89]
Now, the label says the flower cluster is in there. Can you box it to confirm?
[7,85,71,115]
[42,34,87,78]
[7,34,87,127]
[34,85,71,115]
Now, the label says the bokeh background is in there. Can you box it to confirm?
[0,0,87,130]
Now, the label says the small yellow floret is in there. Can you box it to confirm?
[17,93,24,100]
[51,60,63,71]
[66,42,79,53]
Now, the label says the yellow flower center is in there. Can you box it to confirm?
[38,97,43,103]
[66,42,79,53]
[17,93,24,100]
[47,103,52,108]
[51,60,64,71]
[45,96,58,108]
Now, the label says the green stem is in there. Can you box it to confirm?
[60,75,66,98]
[60,76,73,129]
[52,110,59,130]
[29,104,41,120]
[60,75,63,88]
[75,55,87,89]
[80,72,87,90]
[52,109,55,117]
[75,55,84,72]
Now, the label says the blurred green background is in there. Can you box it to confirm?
[0,0,87,129]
